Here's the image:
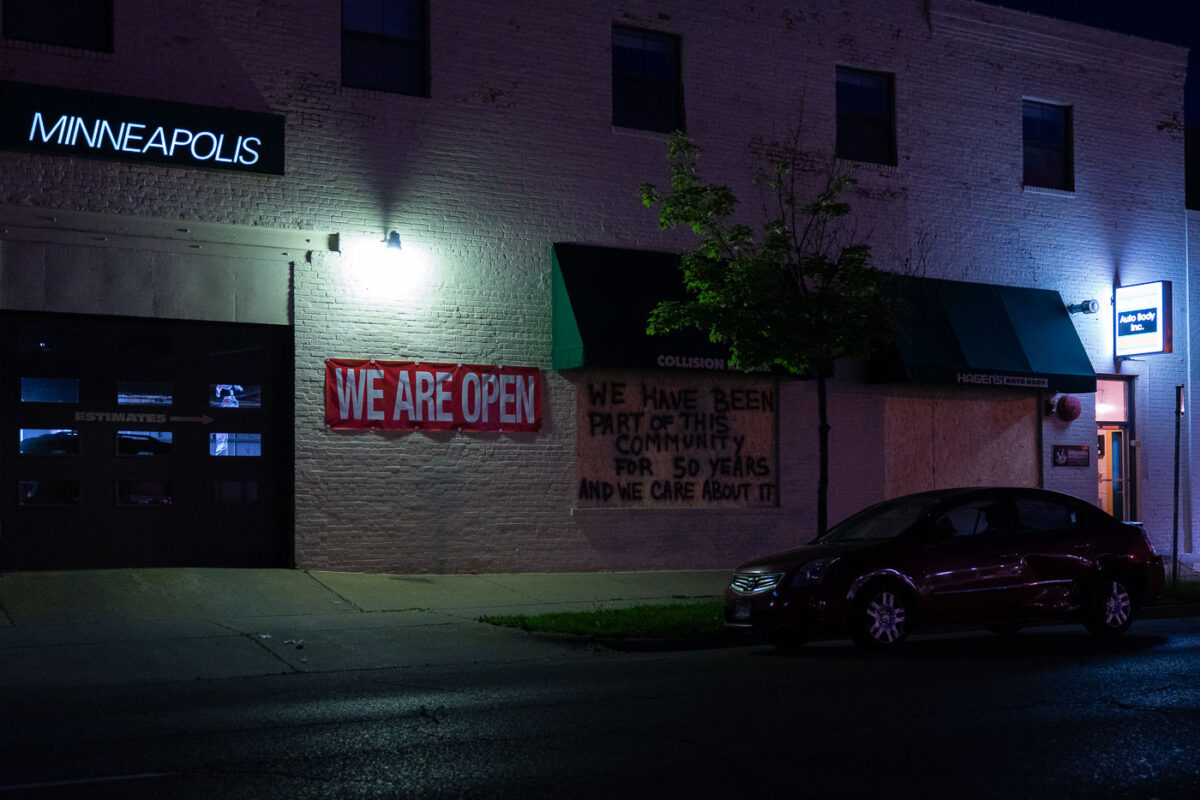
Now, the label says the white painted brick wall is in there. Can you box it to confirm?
[0,1,1190,569]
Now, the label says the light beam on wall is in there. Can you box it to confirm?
[338,233,432,306]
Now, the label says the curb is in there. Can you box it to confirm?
[493,626,749,653]
[1140,603,1200,620]
[491,603,1200,652]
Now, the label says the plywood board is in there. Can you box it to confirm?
[884,390,1038,497]
[576,371,778,508]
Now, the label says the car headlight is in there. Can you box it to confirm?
[789,557,839,588]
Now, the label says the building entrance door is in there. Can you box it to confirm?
[1097,427,1129,521]
[1096,377,1134,522]
[1,311,292,570]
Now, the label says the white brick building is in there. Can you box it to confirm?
[0,0,1193,573]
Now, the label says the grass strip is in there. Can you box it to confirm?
[482,581,1200,641]
[1161,579,1200,605]
[480,600,725,640]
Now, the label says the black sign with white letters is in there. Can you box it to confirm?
[0,81,285,175]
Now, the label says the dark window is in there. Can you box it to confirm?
[20,322,82,353]
[342,0,428,96]
[116,430,173,457]
[1071,498,1115,528]
[18,479,80,507]
[612,26,682,133]
[119,325,172,359]
[1023,100,1073,190]
[20,377,79,403]
[1014,496,1076,533]
[116,479,173,506]
[836,67,895,165]
[2,0,112,51]
[212,480,260,504]
[936,499,1010,538]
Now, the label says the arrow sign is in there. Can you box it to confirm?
[169,414,215,425]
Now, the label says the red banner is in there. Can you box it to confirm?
[324,360,542,432]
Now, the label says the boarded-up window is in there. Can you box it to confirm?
[884,390,1039,496]
[576,371,778,508]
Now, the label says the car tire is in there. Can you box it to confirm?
[1082,577,1134,637]
[851,582,912,650]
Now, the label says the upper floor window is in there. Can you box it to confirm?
[836,67,895,165]
[2,0,112,52]
[342,0,428,96]
[612,26,683,133]
[1023,99,1073,191]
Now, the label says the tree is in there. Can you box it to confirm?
[640,131,896,536]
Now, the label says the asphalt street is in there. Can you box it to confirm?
[3,615,1200,799]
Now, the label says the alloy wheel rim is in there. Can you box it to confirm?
[1103,581,1131,627]
[866,591,906,643]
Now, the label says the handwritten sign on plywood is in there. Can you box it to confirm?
[576,371,778,508]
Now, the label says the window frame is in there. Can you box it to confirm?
[1022,98,1074,191]
[341,0,430,97]
[611,25,684,134]
[1,0,113,52]
[835,66,897,166]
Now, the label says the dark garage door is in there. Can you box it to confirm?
[1,311,292,570]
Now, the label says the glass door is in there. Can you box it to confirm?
[1098,427,1128,520]
[1096,377,1134,521]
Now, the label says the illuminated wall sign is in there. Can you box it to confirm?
[1114,281,1172,358]
[0,81,284,175]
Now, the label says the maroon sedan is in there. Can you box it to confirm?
[724,487,1165,649]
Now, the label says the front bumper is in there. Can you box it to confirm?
[722,585,846,634]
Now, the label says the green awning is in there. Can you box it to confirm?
[873,275,1096,394]
[552,243,731,370]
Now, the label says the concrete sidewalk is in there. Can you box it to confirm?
[0,568,729,690]
[2,568,1194,691]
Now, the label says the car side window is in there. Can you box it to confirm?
[935,500,1007,538]
[1069,500,1111,529]
[1014,497,1076,533]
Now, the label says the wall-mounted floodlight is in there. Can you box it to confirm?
[1067,299,1099,314]
[338,234,432,306]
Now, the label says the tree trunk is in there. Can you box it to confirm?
[816,369,830,537]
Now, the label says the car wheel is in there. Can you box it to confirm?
[1082,577,1134,637]
[851,583,911,649]
[985,623,1024,636]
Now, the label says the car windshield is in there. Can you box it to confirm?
[818,495,941,542]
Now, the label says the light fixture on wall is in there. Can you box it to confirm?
[1067,299,1099,314]
[337,232,432,305]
